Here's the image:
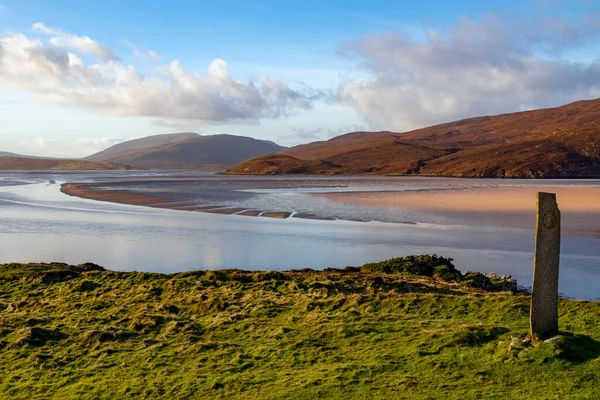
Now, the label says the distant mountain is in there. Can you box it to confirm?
[85,132,200,161]
[226,98,600,178]
[0,151,51,159]
[0,158,135,171]
[89,134,286,170]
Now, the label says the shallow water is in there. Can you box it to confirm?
[1,172,599,300]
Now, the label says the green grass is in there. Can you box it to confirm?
[0,261,599,399]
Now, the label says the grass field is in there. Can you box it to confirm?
[0,258,599,399]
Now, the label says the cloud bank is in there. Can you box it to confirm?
[339,14,600,131]
[13,136,134,158]
[2,14,600,139]
[277,124,368,146]
[0,24,317,125]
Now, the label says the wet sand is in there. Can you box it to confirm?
[61,183,169,208]
[314,185,600,237]
[61,183,295,220]
[62,180,600,237]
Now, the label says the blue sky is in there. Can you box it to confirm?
[1,0,599,157]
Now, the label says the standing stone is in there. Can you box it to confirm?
[530,192,561,339]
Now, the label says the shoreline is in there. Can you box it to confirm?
[61,183,312,220]
[221,171,600,179]
[1,256,521,294]
[61,181,600,237]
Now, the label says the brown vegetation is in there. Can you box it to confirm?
[226,99,600,177]
[0,158,135,171]
[61,183,164,206]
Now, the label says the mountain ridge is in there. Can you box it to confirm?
[226,98,600,178]
[85,132,200,161]
[88,133,286,170]
[0,157,136,171]
[0,151,63,159]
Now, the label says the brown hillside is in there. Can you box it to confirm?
[100,134,285,170]
[419,128,600,177]
[0,158,135,171]
[226,99,600,177]
[85,132,199,161]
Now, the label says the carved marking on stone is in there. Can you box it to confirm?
[542,210,558,229]
[530,192,561,340]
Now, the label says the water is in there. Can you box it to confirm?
[1,172,599,300]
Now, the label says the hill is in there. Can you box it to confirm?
[226,99,600,177]
[85,132,200,161]
[92,134,285,170]
[0,151,54,159]
[0,151,30,158]
[0,157,135,170]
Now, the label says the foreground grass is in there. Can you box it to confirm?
[0,261,599,399]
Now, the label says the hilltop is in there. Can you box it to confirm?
[87,133,285,170]
[0,158,135,171]
[1,133,285,171]
[226,99,600,177]
[0,151,44,159]
[85,132,200,161]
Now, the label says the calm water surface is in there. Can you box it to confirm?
[1,171,599,300]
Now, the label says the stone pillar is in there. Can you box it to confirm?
[530,192,561,339]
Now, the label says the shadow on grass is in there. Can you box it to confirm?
[419,326,510,356]
[449,325,511,347]
[557,332,600,364]
[380,280,470,296]
[13,327,67,347]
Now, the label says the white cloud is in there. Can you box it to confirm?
[277,127,323,145]
[277,123,369,146]
[14,136,136,158]
[122,40,161,62]
[0,24,318,125]
[32,22,118,62]
[324,124,368,138]
[16,137,64,157]
[147,50,161,61]
[18,137,54,149]
[151,120,198,130]
[75,137,135,153]
[339,14,600,131]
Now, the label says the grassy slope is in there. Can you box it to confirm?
[1,262,599,399]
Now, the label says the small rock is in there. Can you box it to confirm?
[544,336,562,344]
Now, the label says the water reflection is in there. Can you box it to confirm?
[0,173,599,300]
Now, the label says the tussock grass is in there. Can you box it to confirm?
[0,261,599,399]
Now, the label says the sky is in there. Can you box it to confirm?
[1,0,600,157]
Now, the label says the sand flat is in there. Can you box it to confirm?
[61,178,600,237]
[313,185,600,236]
